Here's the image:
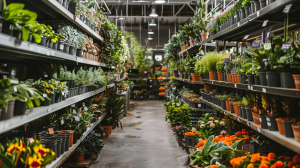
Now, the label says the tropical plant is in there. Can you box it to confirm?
[79,130,104,155]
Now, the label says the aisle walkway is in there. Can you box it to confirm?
[90,100,187,168]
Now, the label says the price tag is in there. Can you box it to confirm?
[28,137,34,143]
[61,120,64,125]
[283,4,292,13]
[262,20,268,27]
[75,116,80,121]
[262,88,266,93]
[144,71,147,74]
[198,104,201,108]
[266,117,270,122]
[257,128,261,132]
[212,81,214,84]
[71,104,75,107]
[234,84,237,88]
[282,43,291,50]
[264,43,271,50]
[150,85,152,87]
[247,122,251,127]
[60,44,64,50]
[257,11,260,16]
[267,122,271,126]
[259,118,262,122]
[48,128,54,134]
[73,109,77,114]
[14,87,17,92]
[252,43,260,48]
[251,86,253,90]
[3,75,7,79]
[224,58,230,63]
[248,85,251,90]
[43,94,47,97]
[84,106,88,111]
[237,22,240,27]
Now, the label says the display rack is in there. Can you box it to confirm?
[201,99,300,154]
[47,112,107,168]
[171,77,204,85]
[181,98,214,112]
[0,83,114,133]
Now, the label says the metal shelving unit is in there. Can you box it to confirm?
[202,99,300,154]
[0,83,114,133]
[117,77,127,82]
[181,98,214,112]
[47,112,107,168]
[171,77,204,85]
[41,0,104,42]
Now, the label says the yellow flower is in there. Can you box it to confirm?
[51,151,55,156]
[43,84,47,87]
[50,84,54,89]
[7,140,25,155]
[33,144,50,157]
[46,89,50,93]
[28,154,44,168]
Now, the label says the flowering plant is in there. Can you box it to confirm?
[32,79,55,94]
[197,113,227,138]
[185,132,201,138]
[196,134,244,149]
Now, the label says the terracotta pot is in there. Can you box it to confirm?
[204,83,213,92]
[233,104,240,116]
[252,112,261,125]
[201,32,209,41]
[226,74,230,82]
[293,75,300,89]
[292,125,300,142]
[171,124,173,128]
[235,74,238,83]
[209,71,215,80]
[103,126,111,137]
[275,118,285,135]
[226,100,238,111]
[76,155,85,163]
[189,39,195,46]
[109,126,112,134]
[217,72,222,81]
[178,138,183,147]
[75,14,80,19]
[191,73,201,82]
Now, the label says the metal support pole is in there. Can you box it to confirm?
[284,18,287,43]
[158,19,160,45]
[236,42,239,55]
[224,41,226,52]
[204,45,206,54]
[140,20,141,43]
[216,41,219,53]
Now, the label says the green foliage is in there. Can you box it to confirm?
[125,32,145,68]
[197,113,227,139]
[79,130,104,155]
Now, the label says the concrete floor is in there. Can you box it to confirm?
[90,100,188,168]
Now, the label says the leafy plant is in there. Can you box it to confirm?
[79,130,104,155]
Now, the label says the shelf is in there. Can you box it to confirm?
[41,0,103,42]
[201,99,300,154]
[0,83,114,133]
[181,97,215,112]
[171,77,204,85]
[0,33,111,68]
[201,79,300,98]
[116,78,127,82]
[47,112,107,168]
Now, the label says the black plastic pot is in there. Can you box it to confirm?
[86,19,90,27]
[254,75,260,85]
[173,70,179,77]
[250,1,255,13]
[268,0,275,3]
[68,2,77,14]
[76,48,83,57]
[241,107,247,119]
[240,8,245,20]
[63,43,70,54]
[53,42,58,50]
[80,15,85,21]
[52,137,63,157]
[259,0,266,8]
[14,100,26,116]
[258,70,268,86]
[247,75,255,84]
[266,116,278,131]
[241,74,248,84]
[250,142,260,154]
[41,94,53,106]
[214,71,218,80]
[190,137,196,147]
[245,108,253,121]
[184,136,191,146]
[221,100,226,110]
[55,135,67,154]
[69,45,77,56]
[239,105,245,118]
[283,120,294,137]
[221,73,225,81]
[259,114,268,129]
[281,72,295,88]
[40,36,47,46]
[59,133,70,152]
[0,100,15,121]
[244,6,250,17]
[235,12,240,23]
[42,140,57,158]
[58,41,64,51]
[91,24,94,30]
[230,103,234,113]
[55,93,62,103]
[1,21,12,35]
[51,93,57,104]
[48,41,53,49]
[253,0,260,12]
[266,71,280,87]
[95,26,98,32]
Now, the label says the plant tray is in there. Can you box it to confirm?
[182,96,202,108]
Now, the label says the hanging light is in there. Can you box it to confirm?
[155,0,165,3]
[149,18,156,26]
[118,17,125,20]
[148,29,154,34]
[149,5,158,17]
[148,35,153,40]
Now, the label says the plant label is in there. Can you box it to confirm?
[47,107,51,113]
[283,4,292,13]
[141,96,143,98]
[3,75,7,79]
[262,88,266,93]
[257,128,261,132]
[48,128,54,134]
[43,94,47,97]
[130,70,131,72]
[14,87,17,92]
[60,44,64,50]
[234,84,237,88]
[252,138,259,144]
[144,71,147,74]
[84,107,88,111]
[266,117,270,121]
[248,85,251,90]
[75,116,80,121]
[150,85,152,87]
[251,86,253,90]
[224,58,230,63]
[237,22,240,27]
[28,137,34,143]
[267,122,271,126]
[262,20,268,27]
[71,104,75,107]
[212,81,214,84]
[150,80,152,82]
[73,109,77,114]
[252,43,260,48]
[282,43,291,50]
[61,120,64,125]
[243,35,249,40]
[264,43,271,50]
[247,122,251,127]
[198,104,201,107]
[257,11,260,16]
[237,118,240,122]
[259,118,262,122]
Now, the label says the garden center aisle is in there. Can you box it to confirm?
[90,100,187,168]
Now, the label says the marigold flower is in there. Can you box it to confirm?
[261,161,270,165]
[273,161,284,168]
[210,165,218,168]
[285,157,291,161]
[293,155,300,163]
[288,161,294,168]
[251,155,261,163]
[247,163,254,168]
[259,164,269,168]
[268,153,276,160]
[242,129,246,132]
[235,131,242,135]
[261,156,270,162]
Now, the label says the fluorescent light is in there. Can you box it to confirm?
[118,17,125,20]
[155,0,165,3]
[149,18,156,26]
[149,5,158,17]
[148,37,153,40]
[148,29,154,34]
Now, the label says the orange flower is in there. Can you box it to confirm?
[251,155,261,163]
[235,131,242,135]
[244,137,250,140]
[214,137,220,141]
[218,135,223,138]
[210,165,218,168]
[273,161,284,168]
[268,153,276,160]
[285,157,291,161]
[259,164,269,168]
[293,155,300,163]
[46,89,50,93]
[247,163,254,168]
[261,161,270,165]
[200,146,204,150]
[261,156,270,162]
[288,161,294,168]
[227,142,233,146]
[185,132,193,136]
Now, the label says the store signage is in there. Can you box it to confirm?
[224,58,230,63]
[283,4,292,13]
[252,43,260,48]
[282,43,291,50]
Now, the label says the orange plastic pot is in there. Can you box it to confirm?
[292,125,300,142]
[217,72,222,81]
[293,75,300,89]
[233,104,240,116]
[209,71,215,80]
[76,155,85,163]
[191,73,201,82]
[226,74,230,82]
[275,118,285,135]
[204,83,213,92]
[252,112,261,125]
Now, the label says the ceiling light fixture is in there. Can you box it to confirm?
[149,5,158,17]
[155,0,165,3]
[118,17,125,20]
[149,18,156,26]
[148,35,153,40]
[148,29,154,34]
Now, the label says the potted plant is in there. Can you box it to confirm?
[79,130,104,160]
[75,147,86,163]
